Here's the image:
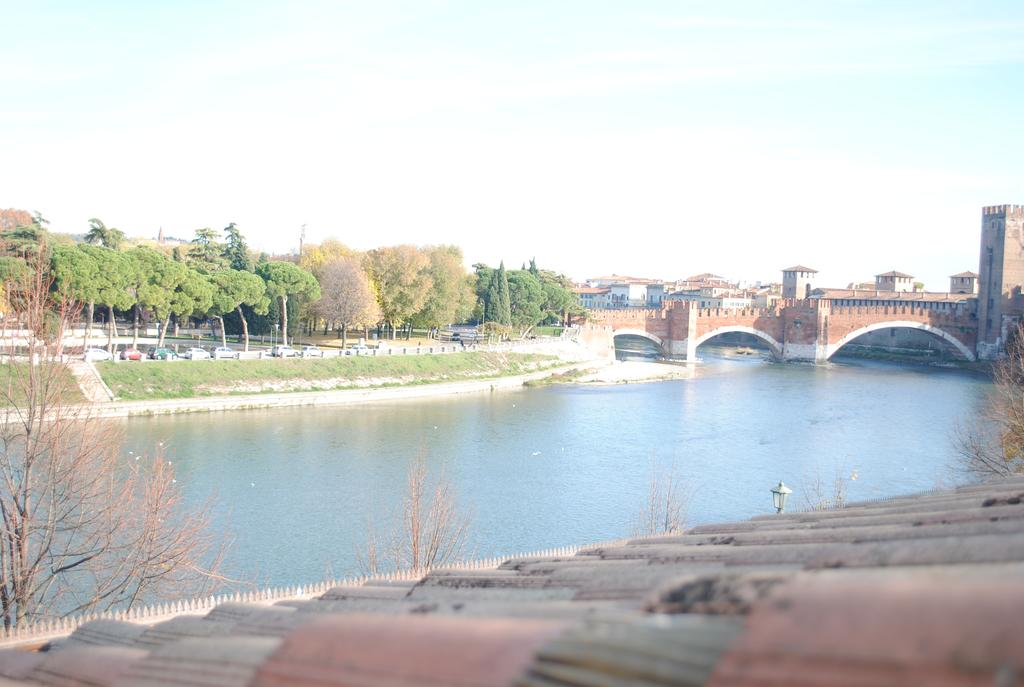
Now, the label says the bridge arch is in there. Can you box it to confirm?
[828,320,975,362]
[612,328,666,356]
[692,326,783,359]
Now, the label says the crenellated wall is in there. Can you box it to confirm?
[586,298,978,363]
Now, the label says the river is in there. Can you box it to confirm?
[120,351,991,587]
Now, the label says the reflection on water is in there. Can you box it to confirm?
[120,353,991,586]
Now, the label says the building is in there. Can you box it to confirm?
[582,275,666,308]
[875,270,915,292]
[781,266,817,298]
[573,286,611,309]
[977,204,1024,358]
[949,271,978,295]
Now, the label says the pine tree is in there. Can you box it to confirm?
[497,261,512,325]
[223,223,252,272]
[528,258,539,276]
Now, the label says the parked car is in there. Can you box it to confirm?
[345,343,369,356]
[213,346,238,360]
[148,347,178,360]
[271,345,298,358]
[120,348,144,361]
[183,347,210,360]
[301,345,323,358]
[83,347,112,362]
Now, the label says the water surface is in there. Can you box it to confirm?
[121,353,990,586]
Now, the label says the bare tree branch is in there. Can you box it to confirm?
[0,247,226,627]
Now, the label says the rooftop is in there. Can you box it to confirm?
[813,288,974,303]
[951,271,979,278]
[0,476,1021,685]
[781,265,817,273]
[588,274,661,285]
[875,270,915,279]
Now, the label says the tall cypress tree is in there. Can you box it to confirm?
[497,261,512,325]
[484,270,501,323]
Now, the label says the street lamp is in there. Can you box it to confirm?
[771,481,792,514]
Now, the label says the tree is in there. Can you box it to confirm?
[258,261,320,346]
[165,269,214,346]
[634,463,689,536]
[358,456,471,575]
[364,246,432,340]
[77,245,133,351]
[0,253,221,627]
[0,209,33,233]
[507,270,545,332]
[537,268,578,325]
[957,328,1024,476]
[1,213,49,258]
[209,269,269,350]
[311,257,379,348]
[222,223,252,272]
[125,247,180,347]
[188,227,226,272]
[414,246,475,335]
[125,248,214,347]
[496,261,512,326]
[84,218,125,250]
[483,270,502,325]
[50,245,100,349]
[299,239,354,278]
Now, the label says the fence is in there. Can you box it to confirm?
[0,539,625,648]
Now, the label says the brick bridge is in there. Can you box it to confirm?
[584,299,978,363]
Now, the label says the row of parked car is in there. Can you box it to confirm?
[83,343,370,362]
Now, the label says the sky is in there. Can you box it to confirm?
[1,1,1022,289]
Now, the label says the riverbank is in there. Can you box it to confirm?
[95,351,561,400]
[539,360,695,385]
[84,359,599,418]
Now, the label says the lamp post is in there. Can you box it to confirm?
[771,481,792,514]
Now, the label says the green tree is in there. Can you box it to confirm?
[257,261,320,346]
[188,227,227,272]
[496,261,512,326]
[84,218,125,250]
[483,270,501,324]
[222,223,252,272]
[507,270,545,331]
[209,269,269,350]
[78,245,133,351]
[1,214,49,258]
[364,246,432,340]
[50,245,100,348]
[538,268,578,324]
[125,248,214,347]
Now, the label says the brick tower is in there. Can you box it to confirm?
[977,204,1024,359]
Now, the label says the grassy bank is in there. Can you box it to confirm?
[95,352,559,400]
[0,364,85,406]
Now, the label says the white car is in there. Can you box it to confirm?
[345,343,369,356]
[301,345,323,358]
[83,348,112,362]
[183,347,210,360]
[271,345,298,358]
[212,346,238,360]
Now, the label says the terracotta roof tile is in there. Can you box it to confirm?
[0,477,1022,685]
[251,614,568,687]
